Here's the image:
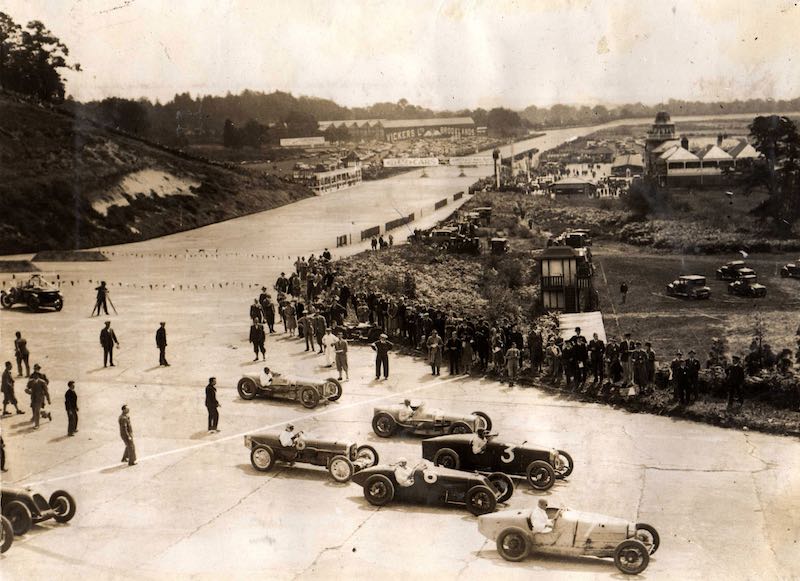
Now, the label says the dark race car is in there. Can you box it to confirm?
[1,487,76,535]
[715,260,749,281]
[727,275,767,298]
[351,460,505,515]
[237,372,342,409]
[780,259,800,279]
[245,430,378,482]
[421,434,573,492]
[1,274,64,312]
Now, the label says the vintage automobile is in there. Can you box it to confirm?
[372,401,491,438]
[473,206,493,225]
[490,238,509,255]
[337,322,382,344]
[1,487,77,535]
[665,275,711,299]
[422,434,572,492]
[728,275,767,298]
[245,430,379,482]
[1,516,12,553]
[237,372,342,409]
[447,235,481,255]
[715,260,749,280]
[352,460,505,515]
[780,259,800,279]
[0,274,64,312]
[477,505,659,575]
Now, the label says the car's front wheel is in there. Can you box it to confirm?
[487,472,514,503]
[356,445,379,467]
[449,421,472,434]
[432,448,460,470]
[496,527,530,562]
[324,378,343,401]
[554,450,574,479]
[0,293,13,309]
[0,516,12,553]
[237,378,258,400]
[50,490,77,523]
[328,455,354,483]
[364,474,394,506]
[635,523,660,554]
[53,297,64,312]
[300,387,320,409]
[525,460,555,491]
[372,413,396,438]
[3,501,32,536]
[466,484,496,515]
[250,445,275,472]
[614,539,650,575]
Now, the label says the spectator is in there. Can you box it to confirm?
[119,404,136,466]
[14,331,30,378]
[65,381,79,436]
[2,361,24,416]
[100,321,120,367]
[334,332,349,381]
[156,322,169,367]
[505,343,520,387]
[205,377,220,433]
[726,356,745,409]
[427,329,444,376]
[371,334,393,380]
[619,281,629,304]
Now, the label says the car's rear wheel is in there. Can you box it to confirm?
[250,445,275,472]
[525,460,555,491]
[0,516,12,553]
[0,293,13,309]
[364,474,394,506]
[356,445,379,467]
[53,297,64,312]
[466,485,496,515]
[49,490,77,523]
[237,378,258,400]
[328,455,354,483]
[372,413,396,438]
[614,539,650,575]
[487,472,514,503]
[449,421,472,434]
[300,387,320,409]
[472,411,492,431]
[324,378,343,401]
[554,450,574,479]
[432,448,460,470]
[496,527,530,562]
[3,501,32,536]
[635,523,660,554]
[27,295,40,312]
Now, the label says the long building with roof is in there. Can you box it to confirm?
[317,117,476,142]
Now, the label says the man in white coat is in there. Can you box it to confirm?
[322,328,337,368]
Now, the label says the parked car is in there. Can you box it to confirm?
[1,487,76,535]
[473,206,493,225]
[422,434,572,493]
[490,238,509,255]
[237,372,342,409]
[1,516,12,553]
[728,275,767,298]
[715,260,749,280]
[352,460,503,515]
[780,259,800,279]
[665,275,711,299]
[245,431,378,482]
[0,274,64,312]
[477,505,659,575]
[372,401,491,438]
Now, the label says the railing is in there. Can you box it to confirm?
[541,275,565,289]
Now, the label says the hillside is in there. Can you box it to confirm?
[0,93,313,254]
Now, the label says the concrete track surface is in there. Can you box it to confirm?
[2,130,799,581]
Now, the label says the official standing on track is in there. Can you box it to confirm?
[14,331,29,378]
[119,404,136,466]
[371,334,393,380]
[65,381,78,436]
[156,322,169,366]
[2,361,24,416]
[100,321,120,367]
[205,377,220,433]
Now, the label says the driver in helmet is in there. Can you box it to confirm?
[470,427,489,454]
[394,457,415,487]
[279,423,303,448]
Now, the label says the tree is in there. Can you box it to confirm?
[0,12,22,90]
[487,107,524,138]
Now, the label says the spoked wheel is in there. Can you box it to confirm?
[1,294,14,309]
[53,297,64,312]
[554,450,574,479]
[237,378,258,400]
[250,445,275,472]
[372,413,396,438]
[487,472,514,503]
[614,539,650,575]
[471,411,492,431]
[3,501,32,536]
[525,460,555,491]
[0,516,13,553]
[432,448,460,470]
[323,378,343,401]
[496,527,530,562]
[300,387,320,409]
[356,445,379,467]
[49,490,77,523]
[449,421,472,434]
[328,455,354,483]
[635,523,660,554]
[364,474,394,506]
[466,484,496,516]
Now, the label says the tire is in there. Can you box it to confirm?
[53,297,64,312]
[525,460,556,491]
[449,421,472,434]
[466,484,496,515]
[328,455,354,483]
[300,387,320,409]
[250,445,275,472]
[0,293,13,309]
[487,472,515,503]
[372,412,397,438]
[0,516,12,553]
[324,378,343,401]
[49,490,77,523]
[472,411,492,431]
[432,448,460,470]
[554,450,574,479]
[237,378,258,400]
[3,500,32,536]
[635,523,660,554]
[364,474,394,506]
[356,445,379,467]
[780,268,789,278]
[496,526,531,562]
[614,539,650,575]
[27,294,40,312]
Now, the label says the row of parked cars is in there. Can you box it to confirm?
[665,259,783,299]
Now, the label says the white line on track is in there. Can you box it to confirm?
[22,375,463,488]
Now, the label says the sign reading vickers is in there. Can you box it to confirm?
[280,136,326,147]
[449,156,495,166]
[382,157,440,168]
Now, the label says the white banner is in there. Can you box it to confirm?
[382,157,440,167]
[280,136,326,147]
[449,156,494,166]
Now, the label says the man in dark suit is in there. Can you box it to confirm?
[371,334,393,380]
[2,361,24,416]
[155,322,169,366]
[65,381,79,436]
[93,281,109,316]
[313,311,326,354]
[100,321,120,367]
[263,297,276,334]
[205,377,220,432]
[249,322,266,361]
[28,373,51,429]
[119,404,136,466]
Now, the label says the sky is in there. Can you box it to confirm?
[4,0,800,110]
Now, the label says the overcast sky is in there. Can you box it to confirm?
[5,0,800,109]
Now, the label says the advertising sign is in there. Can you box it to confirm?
[382,157,440,168]
[280,136,326,147]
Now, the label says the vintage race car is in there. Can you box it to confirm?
[245,430,379,482]
[715,260,749,281]
[352,460,506,515]
[665,275,711,299]
[372,402,491,438]
[727,276,767,298]
[780,260,800,279]
[237,373,342,408]
[337,322,382,344]
[478,505,659,575]
[422,434,572,492]
[1,274,64,312]
[1,487,76,535]
[1,516,12,553]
